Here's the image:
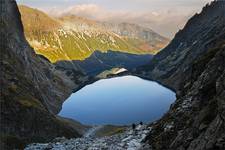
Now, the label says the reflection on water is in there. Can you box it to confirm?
[59,76,176,125]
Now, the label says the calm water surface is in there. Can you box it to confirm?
[59,76,176,125]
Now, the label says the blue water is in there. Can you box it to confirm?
[59,76,176,125]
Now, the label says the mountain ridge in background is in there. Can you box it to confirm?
[18,5,169,62]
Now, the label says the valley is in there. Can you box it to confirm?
[1,0,225,150]
[55,50,153,76]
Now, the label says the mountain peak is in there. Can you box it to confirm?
[18,5,61,32]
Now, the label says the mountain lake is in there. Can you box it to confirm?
[59,76,176,125]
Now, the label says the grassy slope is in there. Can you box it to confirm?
[94,125,126,138]
[19,5,164,63]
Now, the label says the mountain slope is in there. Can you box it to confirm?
[55,50,153,75]
[102,22,168,51]
[0,1,88,149]
[18,6,169,62]
[135,1,225,149]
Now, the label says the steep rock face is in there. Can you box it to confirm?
[0,0,84,149]
[138,1,225,92]
[145,46,225,150]
[136,1,225,149]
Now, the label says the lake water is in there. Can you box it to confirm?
[59,76,176,125]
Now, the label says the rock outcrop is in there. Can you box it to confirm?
[0,0,85,149]
[135,1,225,149]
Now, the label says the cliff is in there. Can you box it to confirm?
[0,0,85,149]
[136,1,225,149]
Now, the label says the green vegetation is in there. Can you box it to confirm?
[19,5,60,35]
[18,5,166,63]
[17,96,44,109]
[56,116,90,135]
[94,125,126,137]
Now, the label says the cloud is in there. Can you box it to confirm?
[46,4,103,19]
[51,4,197,38]
[66,4,102,19]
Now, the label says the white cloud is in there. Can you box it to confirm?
[52,4,200,38]
[66,4,102,17]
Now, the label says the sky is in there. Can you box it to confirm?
[16,0,213,38]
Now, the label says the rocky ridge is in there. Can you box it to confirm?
[135,1,225,149]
